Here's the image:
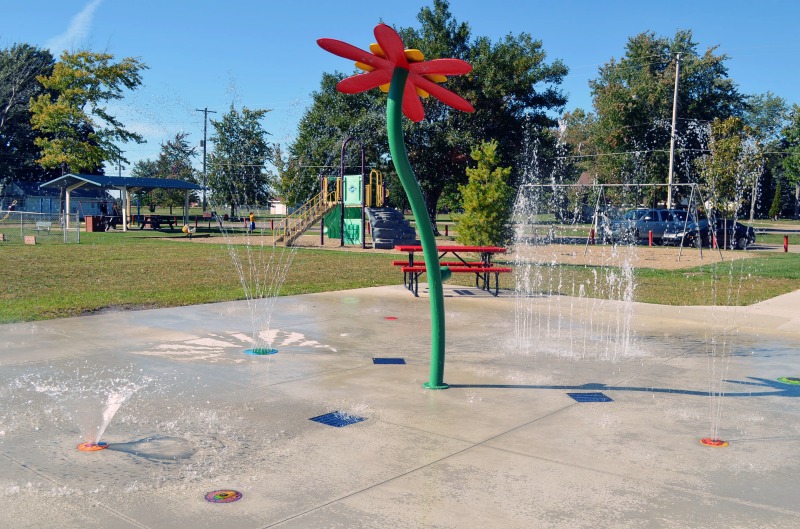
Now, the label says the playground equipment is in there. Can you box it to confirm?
[319,23,474,389]
[319,136,373,247]
[276,135,416,249]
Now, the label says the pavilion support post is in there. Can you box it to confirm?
[184,190,189,225]
[65,181,87,230]
[115,186,129,232]
[123,188,130,232]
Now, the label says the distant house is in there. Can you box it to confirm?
[0,180,112,218]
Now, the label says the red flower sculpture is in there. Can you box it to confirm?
[317,23,474,122]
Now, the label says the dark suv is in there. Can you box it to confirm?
[704,219,756,249]
[663,216,756,249]
[602,208,696,245]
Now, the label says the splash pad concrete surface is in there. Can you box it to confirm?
[1,285,799,528]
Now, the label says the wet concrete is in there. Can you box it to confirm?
[1,285,799,528]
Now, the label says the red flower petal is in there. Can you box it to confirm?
[413,76,475,113]
[374,24,408,68]
[337,70,393,94]
[410,58,472,76]
[317,38,387,70]
[401,79,425,122]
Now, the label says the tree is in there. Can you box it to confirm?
[579,30,745,199]
[769,179,783,220]
[782,104,800,219]
[0,44,57,185]
[275,72,386,207]
[737,93,787,220]
[29,50,147,173]
[696,117,747,216]
[290,0,567,229]
[130,158,158,211]
[398,0,567,230]
[152,132,198,213]
[207,104,273,216]
[455,140,513,246]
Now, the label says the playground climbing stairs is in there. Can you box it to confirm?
[275,190,338,246]
[366,207,418,249]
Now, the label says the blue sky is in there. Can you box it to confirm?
[2,0,797,174]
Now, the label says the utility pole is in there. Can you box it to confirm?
[195,107,217,211]
[117,151,124,177]
[667,53,681,210]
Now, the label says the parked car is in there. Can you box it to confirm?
[701,219,756,250]
[661,211,703,247]
[601,208,696,245]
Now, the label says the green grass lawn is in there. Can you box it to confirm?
[2,232,799,323]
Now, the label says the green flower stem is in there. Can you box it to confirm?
[387,67,448,390]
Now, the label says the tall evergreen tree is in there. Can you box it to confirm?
[455,140,513,246]
[152,132,198,212]
[207,104,273,216]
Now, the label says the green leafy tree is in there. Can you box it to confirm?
[696,117,747,216]
[580,30,745,199]
[782,104,800,219]
[276,72,386,207]
[130,158,158,211]
[740,92,787,219]
[291,0,567,230]
[207,104,273,216]
[0,44,57,185]
[455,140,513,246]
[399,0,567,230]
[744,92,787,144]
[29,50,147,173]
[560,108,600,176]
[152,132,198,213]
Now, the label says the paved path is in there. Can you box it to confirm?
[1,285,799,528]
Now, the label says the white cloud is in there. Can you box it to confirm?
[45,0,104,54]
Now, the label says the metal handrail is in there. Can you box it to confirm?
[275,189,339,245]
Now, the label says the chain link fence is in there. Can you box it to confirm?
[0,210,81,244]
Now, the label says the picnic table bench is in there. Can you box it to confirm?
[34,221,52,233]
[134,214,176,230]
[393,245,511,296]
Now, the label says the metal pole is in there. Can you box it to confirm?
[361,143,366,250]
[667,53,681,210]
[340,138,350,247]
[196,107,217,211]
[320,175,325,246]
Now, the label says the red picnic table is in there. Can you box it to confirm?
[393,245,510,296]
